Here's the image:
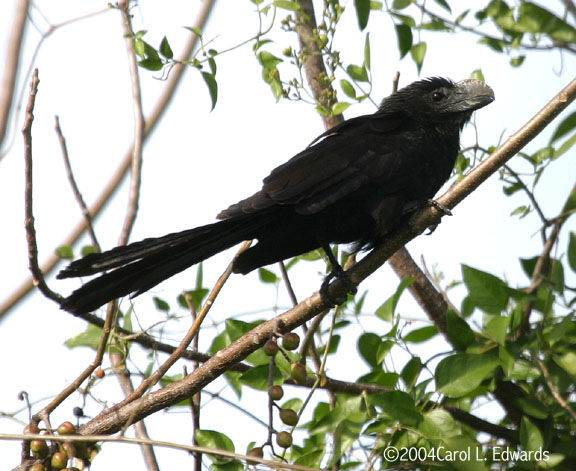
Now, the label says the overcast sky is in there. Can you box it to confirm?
[0,0,574,468]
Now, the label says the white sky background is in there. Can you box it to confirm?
[0,0,575,468]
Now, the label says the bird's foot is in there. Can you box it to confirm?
[426,199,452,216]
[423,199,452,234]
[320,266,357,306]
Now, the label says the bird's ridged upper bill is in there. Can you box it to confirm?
[454,79,495,112]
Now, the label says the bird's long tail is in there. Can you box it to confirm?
[57,215,268,314]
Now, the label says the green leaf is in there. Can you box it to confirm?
[433,0,451,13]
[138,57,163,71]
[392,0,413,9]
[195,429,235,463]
[179,286,209,311]
[331,101,351,116]
[340,79,356,99]
[273,0,300,11]
[239,365,282,390]
[403,325,438,343]
[258,267,279,283]
[225,319,261,342]
[257,51,282,69]
[159,36,173,59]
[65,324,103,350]
[410,42,426,72]
[554,350,576,376]
[134,39,146,57]
[357,370,399,388]
[419,409,461,439]
[358,333,383,367]
[519,417,544,452]
[401,356,422,388]
[81,245,96,256]
[201,72,218,111]
[354,0,371,30]
[435,353,499,397]
[562,181,576,215]
[507,359,540,381]
[518,2,576,42]
[395,24,413,58]
[554,131,576,158]
[516,397,549,419]
[185,26,203,37]
[368,391,421,426]
[153,296,170,312]
[208,57,217,76]
[364,33,371,70]
[520,257,565,293]
[550,111,576,144]
[510,55,525,67]
[484,315,508,345]
[446,309,475,350]
[462,265,510,314]
[470,69,485,82]
[499,345,515,376]
[294,450,325,468]
[56,245,74,260]
[346,64,369,82]
[211,461,243,471]
[568,232,576,273]
[375,277,413,322]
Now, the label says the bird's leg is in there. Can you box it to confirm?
[405,199,453,235]
[423,199,452,234]
[426,198,452,217]
[319,244,356,305]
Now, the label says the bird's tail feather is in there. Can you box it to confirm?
[58,215,267,314]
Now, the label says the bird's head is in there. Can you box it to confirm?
[381,77,495,128]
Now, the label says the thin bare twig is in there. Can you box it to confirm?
[111,6,158,467]
[503,164,549,226]
[119,241,252,408]
[0,0,30,151]
[1,5,111,162]
[535,357,576,422]
[0,0,217,321]
[22,69,62,305]
[9,433,321,471]
[32,299,117,430]
[55,116,101,251]
[118,1,146,246]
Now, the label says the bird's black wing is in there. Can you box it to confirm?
[218,112,416,218]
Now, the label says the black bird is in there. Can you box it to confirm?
[58,77,494,314]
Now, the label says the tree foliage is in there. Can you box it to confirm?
[2,1,576,470]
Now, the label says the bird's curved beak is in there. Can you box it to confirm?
[455,79,495,112]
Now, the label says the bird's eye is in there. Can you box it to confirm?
[432,91,446,102]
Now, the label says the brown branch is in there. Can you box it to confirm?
[561,0,576,23]
[78,294,329,435]
[117,0,146,246]
[55,116,101,250]
[119,241,251,409]
[22,69,62,306]
[294,1,453,351]
[295,0,340,129]
[0,0,217,321]
[32,300,117,431]
[111,351,160,470]
[535,357,576,422]
[388,249,449,337]
[0,0,30,150]
[443,405,518,444]
[111,5,157,464]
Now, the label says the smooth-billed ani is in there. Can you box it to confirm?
[58,77,494,314]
